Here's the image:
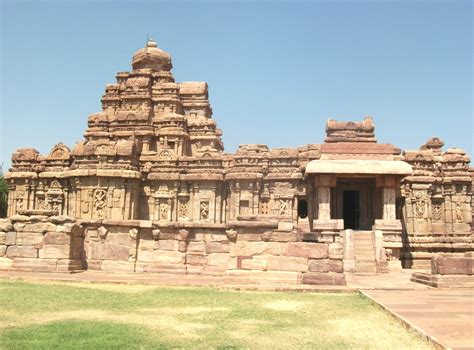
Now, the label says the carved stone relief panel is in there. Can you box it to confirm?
[278,199,291,216]
[415,199,426,219]
[432,200,443,222]
[15,190,25,211]
[455,202,464,223]
[178,198,189,220]
[93,189,107,219]
[200,200,210,221]
[158,200,170,221]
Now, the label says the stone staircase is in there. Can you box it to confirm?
[353,231,377,273]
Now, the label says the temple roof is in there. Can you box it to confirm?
[306,159,413,175]
[132,39,172,71]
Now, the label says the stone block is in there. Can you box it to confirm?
[201,265,227,276]
[100,244,131,261]
[49,216,76,224]
[5,232,16,246]
[187,241,206,252]
[106,233,132,246]
[308,259,343,273]
[431,256,473,275]
[101,260,135,273]
[16,232,44,246]
[39,245,70,259]
[206,241,230,253]
[12,258,57,271]
[0,220,13,232]
[227,257,238,270]
[86,260,103,270]
[284,242,328,259]
[56,259,84,272]
[280,256,308,272]
[186,264,204,275]
[237,233,262,242]
[155,240,179,251]
[0,232,5,245]
[157,231,177,240]
[56,223,84,237]
[85,242,102,260]
[138,238,154,251]
[14,222,56,233]
[265,255,282,271]
[137,250,154,263]
[152,250,185,264]
[6,246,37,258]
[241,257,267,271]
[0,257,13,268]
[207,253,229,266]
[43,232,70,245]
[234,241,282,257]
[0,245,6,257]
[269,230,299,242]
[302,272,346,285]
[186,253,207,266]
[329,242,344,259]
[146,262,186,274]
[277,222,293,231]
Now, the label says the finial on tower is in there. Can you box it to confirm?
[145,34,157,48]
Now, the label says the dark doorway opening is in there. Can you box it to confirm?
[343,190,359,229]
[297,199,308,219]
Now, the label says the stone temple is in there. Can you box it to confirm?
[1,40,473,286]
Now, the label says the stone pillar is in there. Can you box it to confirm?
[382,187,396,221]
[318,186,331,220]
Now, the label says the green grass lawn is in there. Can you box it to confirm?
[0,279,433,349]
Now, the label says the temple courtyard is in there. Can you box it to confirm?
[0,270,472,349]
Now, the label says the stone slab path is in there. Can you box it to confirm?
[362,289,474,349]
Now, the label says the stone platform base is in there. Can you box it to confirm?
[411,272,474,289]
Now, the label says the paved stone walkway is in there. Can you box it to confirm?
[363,289,474,349]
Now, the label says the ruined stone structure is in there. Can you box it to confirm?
[1,40,472,285]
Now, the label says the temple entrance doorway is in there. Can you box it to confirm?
[333,177,376,230]
[343,190,359,229]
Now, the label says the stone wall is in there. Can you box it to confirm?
[0,215,345,286]
[0,215,84,272]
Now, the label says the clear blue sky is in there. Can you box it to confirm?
[1,0,472,171]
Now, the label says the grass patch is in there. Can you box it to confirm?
[0,279,434,349]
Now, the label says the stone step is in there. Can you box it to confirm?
[224,270,299,285]
[354,250,375,256]
[354,244,374,249]
[353,236,372,240]
[355,266,377,273]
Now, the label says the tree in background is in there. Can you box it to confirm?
[0,176,8,218]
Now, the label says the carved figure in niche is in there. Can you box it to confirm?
[415,200,425,219]
[159,202,169,221]
[159,150,173,160]
[52,201,60,213]
[432,202,442,221]
[50,180,62,189]
[278,199,291,216]
[36,197,45,210]
[15,191,24,211]
[200,201,209,220]
[93,189,107,219]
[455,202,463,223]
[178,199,189,219]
